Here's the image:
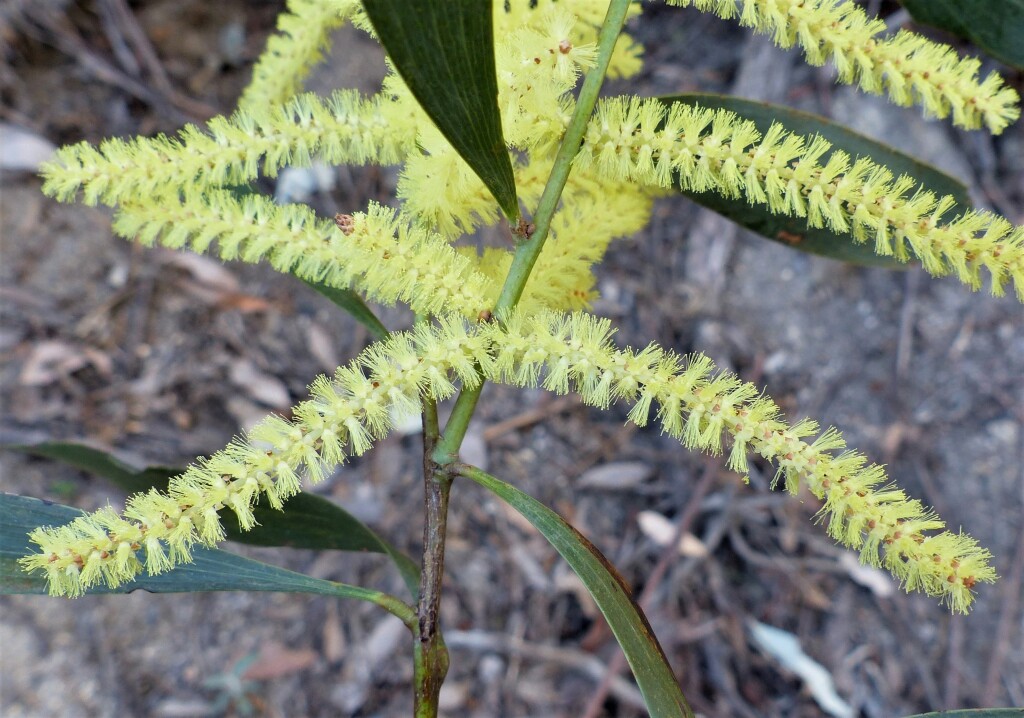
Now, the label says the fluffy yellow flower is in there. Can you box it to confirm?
[663,0,1020,133]
[577,97,1024,300]
[239,0,362,110]
[480,311,997,613]
[20,318,488,597]
[114,193,495,319]
[23,312,997,611]
[41,91,417,207]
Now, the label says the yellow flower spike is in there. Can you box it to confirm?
[239,0,361,111]
[41,91,417,208]
[521,176,656,311]
[21,313,997,609]
[397,137,502,238]
[506,7,598,88]
[578,97,1024,301]
[496,0,644,80]
[479,310,996,612]
[111,191,493,321]
[663,0,1021,133]
[18,320,495,597]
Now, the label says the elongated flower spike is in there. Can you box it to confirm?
[577,97,1024,300]
[661,0,1021,134]
[397,130,505,239]
[112,191,495,320]
[40,91,417,208]
[24,0,1001,618]
[19,319,490,598]
[522,174,656,309]
[239,0,362,111]
[21,313,996,610]
[476,311,997,613]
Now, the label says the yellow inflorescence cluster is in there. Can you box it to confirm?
[662,0,1021,133]
[113,194,495,319]
[21,312,996,610]
[42,90,419,207]
[239,0,362,111]
[26,0,1021,609]
[21,317,490,597]
[577,97,1024,299]
[483,311,996,613]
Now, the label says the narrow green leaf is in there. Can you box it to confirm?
[361,0,518,220]
[656,94,972,268]
[6,441,179,495]
[900,0,1024,70]
[5,442,420,598]
[457,465,694,718]
[301,278,390,341]
[0,493,411,618]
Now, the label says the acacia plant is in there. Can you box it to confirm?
[3,0,1023,715]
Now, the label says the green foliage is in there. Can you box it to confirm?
[6,441,420,596]
[361,0,519,219]
[7,0,1024,715]
[0,494,414,622]
[301,279,390,341]
[900,0,1024,70]
[459,465,694,717]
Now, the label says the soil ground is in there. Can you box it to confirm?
[1,2,1022,717]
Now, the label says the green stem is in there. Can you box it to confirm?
[414,4,632,713]
[430,382,483,465]
[334,583,417,629]
[432,0,632,465]
[492,0,633,314]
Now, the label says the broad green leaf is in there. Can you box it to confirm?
[459,466,694,718]
[657,94,972,268]
[361,0,518,220]
[900,0,1024,70]
[5,442,420,598]
[301,278,390,341]
[903,711,1024,718]
[0,493,409,614]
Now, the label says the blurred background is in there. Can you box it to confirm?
[1,1,1022,716]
